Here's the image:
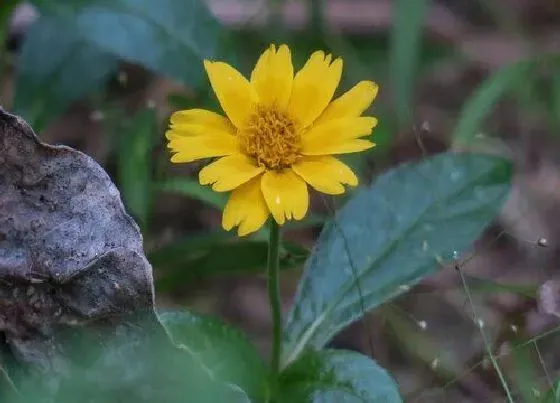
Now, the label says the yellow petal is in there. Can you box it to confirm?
[168,132,239,163]
[288,51,343,128]
[292,156,358,194]
[302,117,378,152]
[199,154,264,192]
[169,109,235,134]
[302,139,375,156]
[261,170,308,225]
[250,44,293,109]
[222,176,269,236]
[204,60,258,128]
[165,122,236,141]
[315,81,379,124]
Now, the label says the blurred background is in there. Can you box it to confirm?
[1,0,560,401]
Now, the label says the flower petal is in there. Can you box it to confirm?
[166,120,236,141]
[168,132,240,163]
[261,170,308,225]
[302,139,375,156]
[250,44,293,109]
[302,117,378,152]
[222,176,269,236]
[199,154,265,192]
[292,156,358,194]
[288,51,343,128]
[204,60,258,128]
[315,81,379,124]
[169,108,235,134]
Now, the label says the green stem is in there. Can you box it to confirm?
[267,220,282,377]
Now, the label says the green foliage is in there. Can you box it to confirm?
[277,349,402,402]
[30,0,226,85]
[159,310,268,401]
[464,274,537,298]
[117,107,157,229]
[389,0,430,125]
[510,341,541,403]
[150,234,308,290]
[541,379,560,403]
[283,153,512,366]
[4,316,248,403]
[14,0,226,128]
[157,178,228,210]
[13,17,118,129]
[452,60,534,145]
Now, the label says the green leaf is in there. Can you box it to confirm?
[32,0,226,86]
[150,235,307,290]
[13,16,118,129]
[464,274,537,298]
[278,349,402,402]
[159,310,267,401]
[452,60,534,145]
[283,152,512,366]
[388,0,430,125]
[157,178,227,210]
[6,317,248,403]
[117,108,157,229]
[511,341,540,403]
[550,72,560,133]
[541,378,560,403]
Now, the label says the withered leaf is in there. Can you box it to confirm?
[0,108,161,391]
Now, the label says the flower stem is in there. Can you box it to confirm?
[267,220,282,377]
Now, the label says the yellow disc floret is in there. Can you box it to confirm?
[240,106,301,170]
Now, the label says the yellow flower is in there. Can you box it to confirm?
[167,44,378,236]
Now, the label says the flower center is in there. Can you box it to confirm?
[240,105,301,170]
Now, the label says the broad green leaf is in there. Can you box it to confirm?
[13,16,118,129]
[150,235,307,290]
[159,310,267,401]
[32,0,226,86]
[157,178,227,210]
[452,60,534,145]
[278,349,402,402]
[6,316,247,403]
[117,108,157,229]
[283,152,512,366]
[388,0,429,125]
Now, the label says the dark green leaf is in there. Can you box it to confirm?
[452,60,534,145]
[541,378,560,403]
[13,16,118,129]
[159,310,267,401]
[117,108,157,229]
[388,0,429,125]
[511,341,540,403]
[0,0,18,35]
[6,316,248,403]
[151,234,307,290]
[283,152,512,366]
[464,274,537,298]
[157,178,227,210]
[278,349,402,402]
[550,72,560,133]
[32,0,226,86]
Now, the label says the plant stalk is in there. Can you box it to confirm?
[267,220,282,377]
